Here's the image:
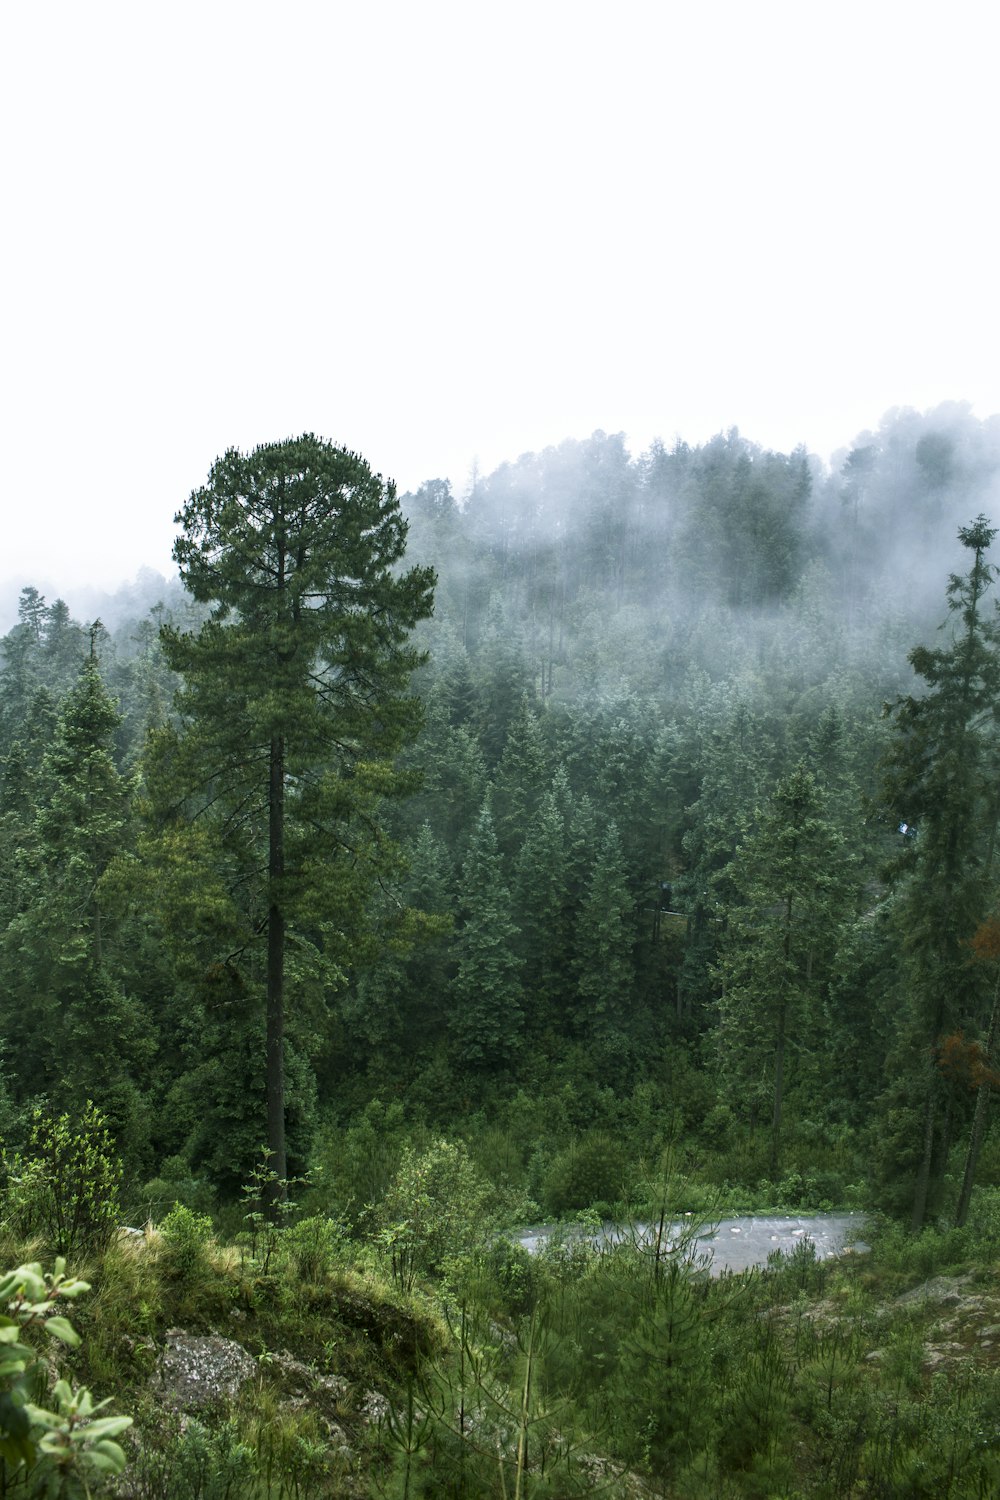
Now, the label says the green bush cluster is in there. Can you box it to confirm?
[539,1130,628,1217]
[377,1208,1000,1498]
[375,1139,499,1293]
[280,1214,349,1283]
[0,1259,131,1493]
[136,1154,216,1221]
[307,1099,414,1228]
[772,1167,845,1211]
[4,1108,999,1499]
[158,1203,215,1283]
[2,1103,122,1258]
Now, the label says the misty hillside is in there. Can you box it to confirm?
[407,399,999,676]
[4,404,1000,1495]
[0,400,997,1197]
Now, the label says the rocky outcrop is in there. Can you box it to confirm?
[892,1273,975,1308]
[155,1330,257,1410]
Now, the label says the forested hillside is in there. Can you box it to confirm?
[3,403,1000,1235]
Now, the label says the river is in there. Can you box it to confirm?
[517,1212,868,1275]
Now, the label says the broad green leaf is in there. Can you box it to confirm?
[79,1415,132,1439]
[25,1405,61,1429]
[43,1316,80,1347]
[57,1280,90,1298]
[86,1438,128,1473]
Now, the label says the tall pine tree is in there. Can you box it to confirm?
[156,436,435,1185]
[714,763,857,1178]
[449,799,523,1067]
[881,516,1000,1228]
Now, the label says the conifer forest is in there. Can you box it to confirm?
[4,408,1000,1497]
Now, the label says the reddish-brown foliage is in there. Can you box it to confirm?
[970,916,1000,963]
[937,1029,1000,1091]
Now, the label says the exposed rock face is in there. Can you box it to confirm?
[885,1275,1000,1373]
[893,1274,975,1308]
[767,1272,1000,1377]
[268,1348,350,1406]
[156,1330,257,1409]
[358,1389,390,1425]
[265,1349,352,1452]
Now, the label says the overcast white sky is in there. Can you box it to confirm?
[3,0,1000,606]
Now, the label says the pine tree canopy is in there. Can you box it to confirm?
[158,435,436,1188]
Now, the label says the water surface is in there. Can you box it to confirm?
[518,1212,867,1274]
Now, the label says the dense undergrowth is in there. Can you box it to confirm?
[3,1111,1000,1499]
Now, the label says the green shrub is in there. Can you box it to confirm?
[126,1415,258,1499]
[700,1102,737,1151]
[237,1148,302,1274]
[0,1259,131,1489]
[540,1131,628,1217]
[473,1237,537,1316]
[159,1203,215,1282]
[464,1123,527,1190]
[308,1099,412,1226]
[866,1214,971,1283]
[2,1102,122,1257]
[280,1214,348,1282]
[774,1168,844,1211]
[135,1154,215,1221]
[964,1184,1000,1252]
[765,1236,827,1296]
[375,1139,499,1293]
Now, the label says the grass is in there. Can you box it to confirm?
[4,1155,1000,1498]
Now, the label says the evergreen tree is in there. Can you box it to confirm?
[676,692,773,1027]
[336,822,455,1073]
[568,693,665,895]
[16,586,46,643]
[825,905,899,1128]
[512,772,574,1038]
[42,599,86,677]
[715,762,857,1178]
[0,642,146,1121]
[0,742,36,935]
[492,692,550,858]
[955,913,1000,1225]
[880,516,1000,1228]
[614,1258,715,1484]
[0,627,39,752]
[398,699,487,853]
[32,640,131,959]
[156,435,435,1184]
[421,613,477,728]
[449,800,523,1067]
[20,687,59,757]
[565,790,600,906]
[107,804,266,1185]
[472,597,533,769]
[573,820,636,1076]
[674,432,810,610]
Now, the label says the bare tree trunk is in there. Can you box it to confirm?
[266,732,287,1201]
